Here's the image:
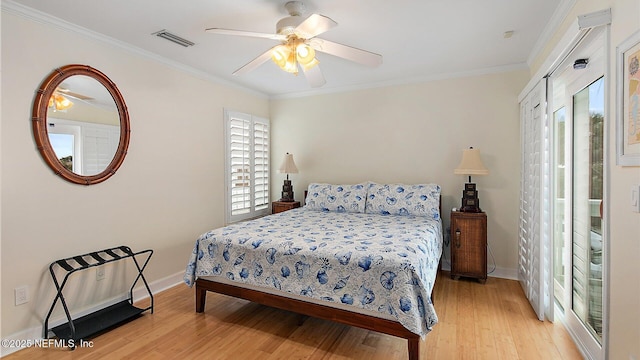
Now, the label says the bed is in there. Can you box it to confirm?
[184,182,443,359]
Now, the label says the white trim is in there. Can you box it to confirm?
[601,24,611,360]
[520,18,583,102]
[0,271,184,358]
[132,270,184,301]
[2,0,563,101]
[526,0,577,68]
[554,303,590,359]
[273,62,528,100]
[440,263,518,281]
[0,0,268,100]
[519,8,612,103]
[578,9,612,31]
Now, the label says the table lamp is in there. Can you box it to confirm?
[278,153,298,202]
[454,147,489,212]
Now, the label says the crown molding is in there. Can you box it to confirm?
[1,0,269,99]
[271,62,529,100]
[2,0,552,101]
[527,0,577,67]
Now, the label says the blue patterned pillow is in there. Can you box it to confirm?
[305,183,368,213]
[365,183,441,218]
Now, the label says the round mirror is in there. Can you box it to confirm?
[32,65,130,185]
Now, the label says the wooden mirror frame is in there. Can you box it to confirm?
[32,64,130,185]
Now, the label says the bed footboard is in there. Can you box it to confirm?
[195,278,422,360]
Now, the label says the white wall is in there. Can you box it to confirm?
[0,10,268,342]
[602,1,640,358]
[4,1,638,359]
[270,70,529,277]
[528,0,640,358]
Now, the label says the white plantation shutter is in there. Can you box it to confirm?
[253,120,269,211]
[518,81,549,321]
[225,110,270,223]
[229,115,251,217]
[82,125,119,176]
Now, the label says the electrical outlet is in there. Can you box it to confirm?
[96,267,106,281]
[15,286,29,306]
[632,185,640,213]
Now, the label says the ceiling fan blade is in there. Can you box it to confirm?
[295,14,337,39]
[310,38,382,67]
[206,28,285,41]
[56,89,93,101]
[303,65,326,88]
[232,47,275,75]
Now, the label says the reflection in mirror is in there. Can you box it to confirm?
[47,75,120,176]
[48,133,74,172]
[32,65,130,185]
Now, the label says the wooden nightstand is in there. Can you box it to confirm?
[272,201,300,214]
[450,210,487,283]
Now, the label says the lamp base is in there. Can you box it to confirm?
[460,183,482,212]
[279,179,295,202]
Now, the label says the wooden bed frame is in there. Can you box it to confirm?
[194,191,442,359]
[195,278,423,359]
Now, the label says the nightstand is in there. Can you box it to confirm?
[272,200,300,214]
[450,210,487,283]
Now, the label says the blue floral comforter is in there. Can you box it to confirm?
[184,207,442,336]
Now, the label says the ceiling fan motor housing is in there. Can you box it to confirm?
[277,1,306,36]
[276,16,304,36]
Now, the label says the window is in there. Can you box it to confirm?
[224,110,270,223]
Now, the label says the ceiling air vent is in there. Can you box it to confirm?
[152,29,195,47]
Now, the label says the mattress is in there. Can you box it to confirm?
[184,207,443,336]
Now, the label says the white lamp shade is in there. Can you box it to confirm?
[454,148,489,175]
[278,153,299,174]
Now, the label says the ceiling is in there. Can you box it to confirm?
[9,0,563,98]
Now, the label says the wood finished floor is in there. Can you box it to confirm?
[6,272,583,360]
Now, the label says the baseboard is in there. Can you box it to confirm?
[132,270,185,301]
[440,263,518,281]
[0,271,184,358]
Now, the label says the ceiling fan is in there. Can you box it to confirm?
[206,1,383,88]
[48,86,94,111]
[56,86,94,101]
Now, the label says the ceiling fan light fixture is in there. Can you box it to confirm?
[48,94,73,111]
[206,1,382,85]
[271,42,301,74]
[271,44,290,67]
[296,43,319,70]
[283,50,299,74]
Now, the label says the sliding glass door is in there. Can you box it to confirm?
[571,76,604,344]
[549,26,605,359]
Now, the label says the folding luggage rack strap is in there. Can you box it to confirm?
[43,246,153,345]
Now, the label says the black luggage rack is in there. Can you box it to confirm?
[44,246,153,347]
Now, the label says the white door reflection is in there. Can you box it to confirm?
[47,118,119,176]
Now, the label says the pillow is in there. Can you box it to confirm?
[365,183,441,218]
[305,183,368,213]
